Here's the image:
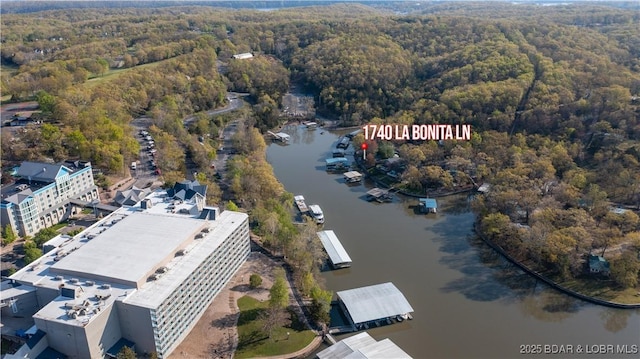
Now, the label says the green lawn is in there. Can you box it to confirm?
[234,296,316,359]
[83,61,163,88]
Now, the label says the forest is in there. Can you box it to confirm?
[1,2,639,301]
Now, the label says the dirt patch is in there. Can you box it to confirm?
[168,252,283,359]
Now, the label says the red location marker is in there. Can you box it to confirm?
[361,143,368,161]
[361,143,368,150]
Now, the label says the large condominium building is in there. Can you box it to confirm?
[1,183,250,359]
[1,161,99,237]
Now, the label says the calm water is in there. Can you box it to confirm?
[266,124,640,359]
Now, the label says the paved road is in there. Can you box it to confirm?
[183,92,247,126]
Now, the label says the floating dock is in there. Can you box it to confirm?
[366,188,392,202]
[317,230,352,269]
[343,171,363,183]
[294,195,308,213]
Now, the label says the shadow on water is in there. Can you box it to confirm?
[430,209,592,322]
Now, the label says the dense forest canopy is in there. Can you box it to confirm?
[1,2,639,294]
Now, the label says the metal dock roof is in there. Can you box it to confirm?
[366,188,388,197]
[419,198,437,208]
[317,332,412,359]
[326,157,349,165]
[343,171,363,180]
[337,282,414,325]
[317,230,352,268]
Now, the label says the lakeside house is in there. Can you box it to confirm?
[589,255,610,275]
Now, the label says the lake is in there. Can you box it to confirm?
[266,123,640,359]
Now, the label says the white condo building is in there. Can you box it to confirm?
[1,182,250,359]
[1,161,99,237]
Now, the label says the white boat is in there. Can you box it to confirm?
[308,204,324,224]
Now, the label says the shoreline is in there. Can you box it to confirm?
[349,141,640,309]
[473,222,640,309]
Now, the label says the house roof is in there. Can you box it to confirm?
[589,255,610,271]
[166,180,207,201]
[16,162,70,183]
[114,186,149,206]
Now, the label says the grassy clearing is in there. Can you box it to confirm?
[235,296,315,359]
[83,62,163,88]
[557,276,640,305]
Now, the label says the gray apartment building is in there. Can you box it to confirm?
[1,161,99,237]
[1,185,250,358]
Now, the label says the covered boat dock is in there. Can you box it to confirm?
[267,131,291,143]
[336,282,414,329]
[317,332,412,359]
[366,188,392,202]
[419,198,437,213]
[325,157,350,171]
[317,230,352,269]
[343,171,363,183]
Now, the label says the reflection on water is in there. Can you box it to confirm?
[267,124,640,358]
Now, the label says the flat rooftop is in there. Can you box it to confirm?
[337,282,413,325]
[126,210,248,309]
[50,212,205,288]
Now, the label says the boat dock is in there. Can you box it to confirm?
[336,136,350,149]
[366,188,393,202]
[335,282,414,331]
[294,195,308,213]
[343,171,363,183]
[267,131,291,143]
[419,198,437,213]
[325,157,350,171]
[317,230,352,269]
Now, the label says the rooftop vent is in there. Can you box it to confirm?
[69,278,79,284]
[202,227,211,233]
[147,274,158,282]
[85,280,95,286]
[53,275,63,281]
[175,249,186,256]
[156,267,167,274]
[195,233,204,239]
[101,284,111,290]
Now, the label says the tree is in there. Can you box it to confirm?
[309,286,332,326]
[260,306,288,340]
[249,274,262,289]
[226,200,239,211]
[36,90,56,114]
[116,346,137,359]
[2,225,17,245]
[610,251,640,289]
[23,241,43,264]
[33,227,57,247]
[269,270,289,310]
